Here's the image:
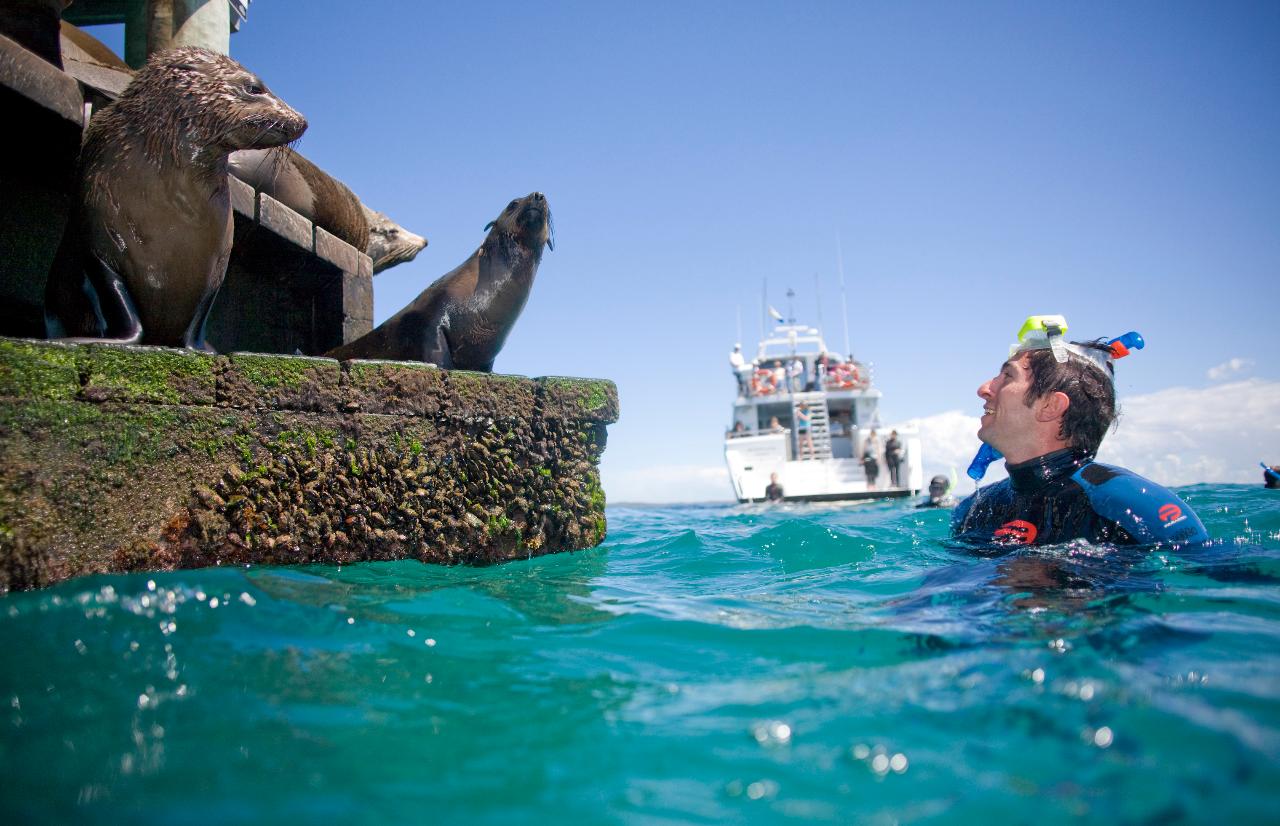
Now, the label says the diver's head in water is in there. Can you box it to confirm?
[977,317,1129,464]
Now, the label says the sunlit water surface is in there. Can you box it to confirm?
[2,484,1277,823]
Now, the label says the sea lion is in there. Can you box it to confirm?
[59,18,131,71]
[227,147,369,254]
[363,205,428,274]
[44,46,307,349]
[326,192,552,371]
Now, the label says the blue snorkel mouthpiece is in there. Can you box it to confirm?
[967,443,1003,481]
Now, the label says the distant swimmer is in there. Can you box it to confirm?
[916,475,957,509]
[1263,462,1280,490]
[952,315,1208,547]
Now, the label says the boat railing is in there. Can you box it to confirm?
[736,359,870,399]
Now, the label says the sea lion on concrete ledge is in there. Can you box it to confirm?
[363,205,428,274]
[228,147,369,254]
[327,192,552,371]
[45,46,307,350]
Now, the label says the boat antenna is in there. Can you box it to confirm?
[760,278,767,342]
[786,288,795,324]
[836,234,851,358]
[814,272,824,335]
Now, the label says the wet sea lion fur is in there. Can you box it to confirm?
[326,192,551,371]
[44,46,307,349]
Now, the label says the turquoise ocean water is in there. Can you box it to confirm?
[2,484,1278,823]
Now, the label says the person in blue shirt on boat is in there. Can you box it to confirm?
[952,315,1208,548]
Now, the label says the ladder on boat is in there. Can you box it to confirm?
[792,392,832,461]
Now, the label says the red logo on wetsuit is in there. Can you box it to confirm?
[993,519,1038,545]
[1158,503,1185,527]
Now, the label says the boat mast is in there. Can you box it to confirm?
[836,235,851,358]
[760,278,767,344]
[814,272,824,336]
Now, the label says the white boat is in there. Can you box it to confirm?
[724,323,924,503]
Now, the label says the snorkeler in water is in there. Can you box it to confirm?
[952,315,1208,548]
[916,475,957,509]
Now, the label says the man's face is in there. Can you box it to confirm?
[977,353,1038,455]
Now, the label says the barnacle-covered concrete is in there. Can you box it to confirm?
[0,338,618,592]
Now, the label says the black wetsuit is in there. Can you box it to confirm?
[765,482,784,502]
[951,448,1208,548]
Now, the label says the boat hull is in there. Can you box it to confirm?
[724,431,924,503]
[738,488,916,504]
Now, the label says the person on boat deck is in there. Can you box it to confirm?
[788,358,805,392]
[884,430,905,487]
[772,361,787,395]
[861,431,880,490]
[765,472,784,502]
[729,344,747,394]
[952,316,1208,548]
[795,403,814,458]
[768,416,785,433]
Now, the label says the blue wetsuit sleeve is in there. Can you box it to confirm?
[1072,464,1209,546]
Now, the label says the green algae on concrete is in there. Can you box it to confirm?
[342,359,445,417]
[221,353,342,411]
[448,370,537,420]
[0,337,618,591]
[537,376,619,421]
[82,343,220,405]
[0,338,80,401]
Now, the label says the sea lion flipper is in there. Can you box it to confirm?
[428,320,454,369]
[182,284,222,353]
[85,253,143,344]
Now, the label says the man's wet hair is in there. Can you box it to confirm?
[1022,340,1117,454]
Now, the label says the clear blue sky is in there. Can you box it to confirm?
[95,2,1279,501]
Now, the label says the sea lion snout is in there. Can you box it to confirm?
[515,192,551,243]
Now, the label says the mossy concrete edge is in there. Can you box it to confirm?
[0,338,618,591]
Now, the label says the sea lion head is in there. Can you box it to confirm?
[113,46,307,166]
[485,192,554,253]
[362,205,429,273]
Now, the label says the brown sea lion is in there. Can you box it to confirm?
[227,147,369,254]
[363,204,428,274]
[327,192,552,371]
[44,46,307,350]
[59,18,130,71]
